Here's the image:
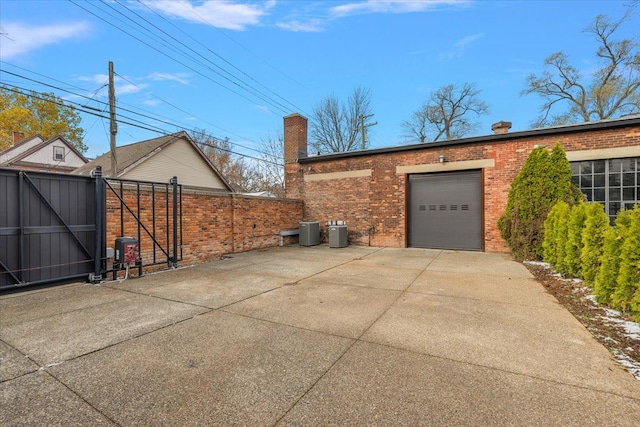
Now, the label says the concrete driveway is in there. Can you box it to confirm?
[1,246,638,426]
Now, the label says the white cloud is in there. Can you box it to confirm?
[147,72,190,85]
[141,0,274,30]
[142,99,161,107]
[330,0,469,17]
[0,21,90,60]
[276,19,325,32]
[76,74,147,95]
[438,32,485,61]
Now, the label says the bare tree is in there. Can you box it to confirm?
[402,83,489,142]
[522,9,640,127]
[255,133,285,198]
[310,86,373,153]
[190,129,256,192]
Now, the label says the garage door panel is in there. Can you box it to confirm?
[408,171,482,250]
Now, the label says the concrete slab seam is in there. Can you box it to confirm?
[43,369,121,426]
[272,250,441,424]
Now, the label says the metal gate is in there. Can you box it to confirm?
[408,170,482,250]
[104,176,182,279]
[0,168,104,289]
[0,167,182,290]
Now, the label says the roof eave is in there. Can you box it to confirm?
[299,116,640,164]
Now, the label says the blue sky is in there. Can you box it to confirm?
[1,0,638,160]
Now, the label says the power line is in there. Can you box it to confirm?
[69,0,295,116]
[172,0,309,93]
[0,68,281,161]
[0,85,283,166]
[135,0,307,115]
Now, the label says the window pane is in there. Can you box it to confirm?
[609,159,622,172]
[623,187,635,200]
[571,176,579,186]
[593,160,606,173]
[609,174,621,187]
[610,188,621,201]
[594,188,606,201]
[593,174,605,187]
[580,161,593,174]
[583,189,593,201]
[625,203,637,210]
[570,163,580,174]
[609,202,620,216]
[623,173,635,186]
[621,158,635,172]
[581,175,592,187]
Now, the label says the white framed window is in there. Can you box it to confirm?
[54,146,65,161]
[571,157,640,221]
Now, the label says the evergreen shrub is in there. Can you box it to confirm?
[564,202,586,278]
[498,143,579,260]
[612,206,640,313]
[580,202,611,285]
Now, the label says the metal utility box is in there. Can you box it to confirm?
[299,221,320,246]
[115,237,139,265]
[329,225,348,248]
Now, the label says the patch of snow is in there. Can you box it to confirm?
[523,260,550,267]
[612,349,640,380]
[585,294,598,304]
[604,308,622,317]
[601,315,640,341]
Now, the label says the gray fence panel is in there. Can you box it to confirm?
[0,168,99,289]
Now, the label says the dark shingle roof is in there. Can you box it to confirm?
[73,131,232,190]
[73,132,184,177]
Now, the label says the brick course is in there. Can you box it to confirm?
[284,116,640,253]
[106,186,303,273]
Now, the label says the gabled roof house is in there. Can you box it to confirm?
[74,131,232,191]
[0,134,88,173]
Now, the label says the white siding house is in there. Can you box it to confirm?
[73,132,232,191]
[0,135,88,173]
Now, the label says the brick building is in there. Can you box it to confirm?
[283,113,640,252]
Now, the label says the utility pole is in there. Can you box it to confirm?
[108,61,118,177]
[360,114,377,150]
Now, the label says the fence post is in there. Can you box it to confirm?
[170,176,178,268]
[91,166,104,283]
[18,171,25,284]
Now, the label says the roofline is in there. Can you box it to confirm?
[3,135,88,164]
[180,132,234,191]
[299,116,640,164]
[0,134,45,156]
[118,132,185,177]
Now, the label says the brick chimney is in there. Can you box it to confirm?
[491,121,512,134]
[283,113,308,199]
[284,113,308,163]
[12,131,25,146]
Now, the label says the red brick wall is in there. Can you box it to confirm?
[285,118,640,253]
[106,186,303,272]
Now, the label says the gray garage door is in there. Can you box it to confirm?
[408,170,482,250]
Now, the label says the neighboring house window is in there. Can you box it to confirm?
[54,146,65,162]
[570,157,640,221]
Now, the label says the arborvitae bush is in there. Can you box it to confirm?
[580,202,611,285]
[549,144,583,203]
[498,143,579,260]
[594,224,625,305]
[553,202,572,274]
[564,202,586,278]
[612,206,640,313]
[627,207,640,321]
[542,202,560,265]
[543,201,568,270]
